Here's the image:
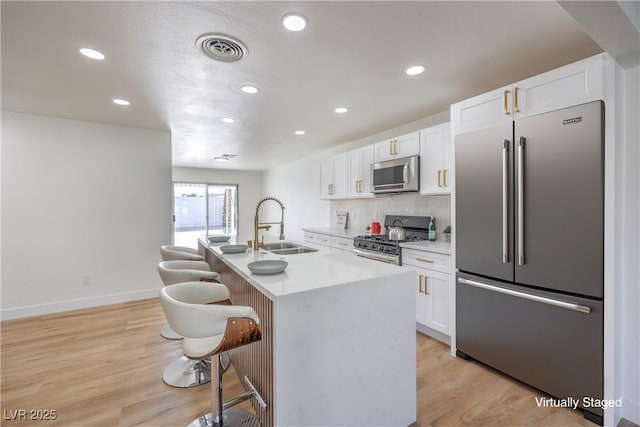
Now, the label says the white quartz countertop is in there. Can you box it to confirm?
[301,227,361,238]
[201,237,412,300]
[399,240,452,255]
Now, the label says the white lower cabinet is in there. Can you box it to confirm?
[403,248,452,337]
[414,269,450,335]
[304,232,330,246]
[331,236,353,251]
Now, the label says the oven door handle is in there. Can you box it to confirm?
[353,248,398,264]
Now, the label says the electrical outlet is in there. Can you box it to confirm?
[81,275,91,286]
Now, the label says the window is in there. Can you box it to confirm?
[173,182,238,248]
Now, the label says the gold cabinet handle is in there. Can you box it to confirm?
[418,275,424,293]
[416,257,434,263]
[337,242,348,246]
[443,169,448,187]
[437,170,442,187]
[390,140,393,156]
[424,276,429,294]
[503,89,510,115]
[514,86,520,113]
[394,139,398,155]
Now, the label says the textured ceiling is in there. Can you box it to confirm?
[1,1,602,170]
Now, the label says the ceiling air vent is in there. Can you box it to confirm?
[196,33,248,62]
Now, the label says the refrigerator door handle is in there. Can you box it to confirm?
[458,277,592,314]
[502,139,509,263]
[517,137,525,265]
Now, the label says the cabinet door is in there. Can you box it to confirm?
[420,123,448,195]
[332,153,349,198]
[414,268,451,335]
[441,124,451,191]
[319,158,333,199]
[415,272,427,325]
[374,131,419,162]
[514,55,604,120]
[358,145,374,197]
[331,236,354,251]
[451,85,513,135]
[374,139,396,162]
[348,149,362,197]
[394,131,420,158]
[422,271,450,335]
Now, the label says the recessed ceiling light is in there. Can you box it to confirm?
[112,98,130,106]
[282,13,308,32]
[406,65,426,76]
[220,117,236,123]
[334,107,348,114]
[241,85,259,94]
[79,47,105,60]
[295,130,306,135]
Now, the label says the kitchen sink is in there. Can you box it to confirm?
[262,242,300,250]
[260,241,318,255]
[268,247,318,255]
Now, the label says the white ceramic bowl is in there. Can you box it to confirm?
[220,244,248,254]
[208,235,230,243]
[247,260,288,275]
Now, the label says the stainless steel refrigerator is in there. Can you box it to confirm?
[455,101,604,424]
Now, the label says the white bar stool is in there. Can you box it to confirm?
[161,245,205,261]
[157,260,221,340]
[157,260,225,389]
[160,281,265,427]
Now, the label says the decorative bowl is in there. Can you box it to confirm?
[208,235,230,243]
[220,244,248,254]
[247,260,288,275]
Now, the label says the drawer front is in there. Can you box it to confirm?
[304,232,330,246]
[331,236,353,251]
[402,248,451,273]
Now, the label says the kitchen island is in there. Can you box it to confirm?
[198,237,416,427]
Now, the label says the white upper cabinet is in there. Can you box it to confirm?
[450,85,513,136]
[451,53,607,135]
[374,131,420,162]
[319,153,349,199]
[420,122,451,195]
[332,153,349,198]
[319,157,333,199]
[348,145,374,198]
[513,55,604,120]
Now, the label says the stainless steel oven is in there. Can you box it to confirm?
[371,155,419,194]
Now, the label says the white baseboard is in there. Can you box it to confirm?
[0,288,160,321]
[416,323,451,346]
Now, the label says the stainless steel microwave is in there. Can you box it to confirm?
[371,155,420,194]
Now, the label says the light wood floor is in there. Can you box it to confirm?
[1,298,595,426]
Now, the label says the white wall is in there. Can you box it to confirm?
[1,112,172,320]
[172,167,263,241]
[261,154,330,242]
[617,64,640,425]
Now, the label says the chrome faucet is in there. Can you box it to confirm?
[254,197,285,249]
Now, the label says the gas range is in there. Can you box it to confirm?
[353,215,432,265]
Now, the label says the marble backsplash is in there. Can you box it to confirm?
[330,194,451,241]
